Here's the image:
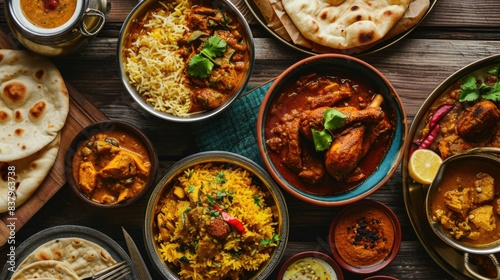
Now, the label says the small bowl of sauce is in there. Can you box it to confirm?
[278,251,344,280]
[329,199,401,274]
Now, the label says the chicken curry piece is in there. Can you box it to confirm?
[265,72,394,195]
[431,159,500,245]
[178,4,250,113]
[72,132,151,204]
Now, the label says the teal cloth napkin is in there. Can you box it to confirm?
[192,82,273,167]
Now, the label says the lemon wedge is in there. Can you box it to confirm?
[408,149,443,185]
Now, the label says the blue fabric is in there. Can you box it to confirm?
[192,82,273,167]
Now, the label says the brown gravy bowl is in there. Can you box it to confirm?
[425,147,500,279]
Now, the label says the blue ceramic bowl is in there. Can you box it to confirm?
[256,54,407,206]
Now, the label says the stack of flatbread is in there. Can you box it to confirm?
[11,237,117,279]
[253,0,430,54]
[0,49,69,213]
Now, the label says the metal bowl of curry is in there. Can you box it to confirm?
[328,199,402,274]
[257,54,407,206]
[117,0,255,122]
[65,120,158,208]
[144,151,289,279]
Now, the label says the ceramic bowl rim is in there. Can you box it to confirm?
[65,120,159,208]
[116,0,255,123]
[328,199,402,274]
[143,151,289,279]
[256,53,408,207]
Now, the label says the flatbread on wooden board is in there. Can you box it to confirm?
[0,134,60,213]
[255,0,430,53]
[16,237,117,279]
[0,49,69,162]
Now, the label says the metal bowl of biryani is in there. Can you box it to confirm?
[117,0,255,122]
[144,151,289,279]
[257,54,407,207]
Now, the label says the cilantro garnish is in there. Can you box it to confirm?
[459,66,500,102]
[187,36,227,78]
[260,233,280,247]
[215,171,227,184]
[312,109,346,151]
[253,195,262,208]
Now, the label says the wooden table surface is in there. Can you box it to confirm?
[2,0,500,279]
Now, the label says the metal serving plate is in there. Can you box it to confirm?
[402,54,500,279]
[244,0,437,56]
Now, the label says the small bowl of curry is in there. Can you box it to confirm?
[277,251,344,280]
[328,199,402,274]
[117,0,254,122]
[257,54,407,206]
[66,120,158,208]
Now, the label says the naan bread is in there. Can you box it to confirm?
[0,49,69,162]
[282,0,411,49]
[16,237,117,279]
[0,134,60,213]
[11,260,79,280]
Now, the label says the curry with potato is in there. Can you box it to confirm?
[265,71,395,195]
[72,131,151,204]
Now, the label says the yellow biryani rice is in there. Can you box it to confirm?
[125,0,192,117]
[155,163,279,279]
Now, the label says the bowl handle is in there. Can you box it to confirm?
[464,253,500,280]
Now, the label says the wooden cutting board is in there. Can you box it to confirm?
[0,29,108,247]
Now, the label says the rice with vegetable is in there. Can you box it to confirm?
[154,163,280,279]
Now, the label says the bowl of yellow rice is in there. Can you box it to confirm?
[144,151,289,279]
[117,0,254,122]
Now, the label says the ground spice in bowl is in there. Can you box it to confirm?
[329,199,401,274]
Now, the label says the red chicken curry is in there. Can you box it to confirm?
[265,71,395,195]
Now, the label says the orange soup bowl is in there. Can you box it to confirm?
[256,54,407,206]
[65,120,158,208]
[328,199,402,274]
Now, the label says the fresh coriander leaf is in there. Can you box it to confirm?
[201,36,227,58]
[187,54,213,78]
[323,109,346,130]
[187,185,194,193]
[206,194,215,205]
[216,171,226,184]
[253,195,262,208]
[483,82,500,102]
[312,128,332,152]
[487,65,499,76]
[458,75,480,102]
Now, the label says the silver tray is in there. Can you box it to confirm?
[402,54,500,279]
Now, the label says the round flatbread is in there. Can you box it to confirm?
[17,237,117,278]
[0,49,69,162]
[282,0,411,49]
[0,133,60,213]
[11,260,79,280]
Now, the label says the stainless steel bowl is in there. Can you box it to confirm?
[426,147,500,280]
[144,151,289,279]
[117,0,255,123]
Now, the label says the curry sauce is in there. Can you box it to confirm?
[72,131,151,204]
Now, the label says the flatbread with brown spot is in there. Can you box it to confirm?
[11,260,79,280]
[281,0,411,49]
[0,133,60,213]
[0,49,69,162]
[16,237,117,279]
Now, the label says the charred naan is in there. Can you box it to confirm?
[0,49,69,162]
[0,134,60,213]
[282,0,411,49]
